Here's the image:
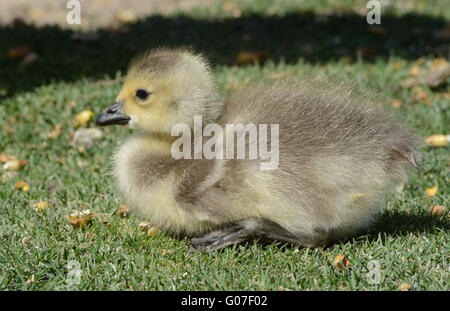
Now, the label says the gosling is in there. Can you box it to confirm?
[96,48,418,251]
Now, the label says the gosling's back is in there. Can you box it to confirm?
[211,79,418,243]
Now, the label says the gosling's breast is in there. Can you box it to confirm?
[113,134,173,191]
[113,135,213,233]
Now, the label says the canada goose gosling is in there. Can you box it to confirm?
[96,48,418,251]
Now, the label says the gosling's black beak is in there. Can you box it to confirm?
[96,101,130,126]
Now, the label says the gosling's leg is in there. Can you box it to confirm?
[190,220,251,251]
[190,218,319,251]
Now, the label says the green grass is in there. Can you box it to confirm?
[0,0,448,290]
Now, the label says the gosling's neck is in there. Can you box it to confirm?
[136,96,226,153]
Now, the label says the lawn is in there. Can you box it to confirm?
[0,0,448,290]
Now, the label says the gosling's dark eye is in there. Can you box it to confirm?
[135,89,150,100]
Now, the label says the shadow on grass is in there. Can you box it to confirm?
[364,210,449,240]
[260,210,449,251]
[0,11,449,98]
[326,211,449,249]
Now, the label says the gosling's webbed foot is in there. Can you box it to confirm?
[190,221,250,251]
[190,217,312,251]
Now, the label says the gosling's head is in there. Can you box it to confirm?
[96,48,222,133]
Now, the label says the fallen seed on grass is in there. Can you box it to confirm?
[15,181,30,191]
[0,154,15,163]
[73,110,94,128]
[3,159,27,171]
[425,134,449,147]
[32,201,51,212]
[138,221,151,231]
[118,205,129,218]
[429,205,447,216]
[391,99,403,108]
[26,275,35,287]
[399,283,411,291]
[161,249,171,255]
[334,254,350,272]
[425,185,438,197]
[148,227,160,236]
[69,209,95,228]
